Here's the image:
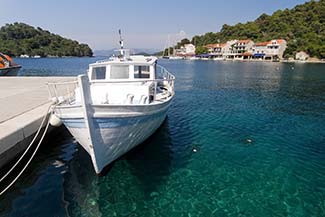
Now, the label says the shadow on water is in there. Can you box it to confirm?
[60,118,184,216]
[62,137,102,217]
[0,126,76,217]
[123,118,174,196]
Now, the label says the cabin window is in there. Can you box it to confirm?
[134,66,150,79]
[110,65,129,79]
[92,67,106,80]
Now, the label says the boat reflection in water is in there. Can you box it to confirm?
[62,119,175,216]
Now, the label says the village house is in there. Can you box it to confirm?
[175,44,196,57]
[204,40,238,59]
[204,43,227,59]
[252,39,287,60]
[295,51,309,61]
[198,38,288,61]
[231,39,254,59]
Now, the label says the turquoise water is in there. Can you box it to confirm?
[1,58,325,216]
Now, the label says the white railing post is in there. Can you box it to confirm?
[154,81,157,101]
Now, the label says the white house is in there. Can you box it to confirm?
[295,51,309,61]
[233,40,254,54]
[175,43,196,56]
[252,39,287,60]
[205,43,226,57]
[204,40,238,59]
[184,44,195,55]
[223,40,238,55]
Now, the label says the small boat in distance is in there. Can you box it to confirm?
[0,52,21,76]
[48,31,175,174]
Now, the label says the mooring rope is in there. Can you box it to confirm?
[0,104,53,196]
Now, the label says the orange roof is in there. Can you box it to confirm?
[255,41,269,46]
[275,39,286,44]
[237,39,252,44]
[204,43,226,48]
[255,39,286,46]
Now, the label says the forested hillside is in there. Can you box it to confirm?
[190,0,325,58]
[0,23,93,57]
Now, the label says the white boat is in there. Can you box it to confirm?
[169,56,184,60]
[213,57,224,61]
[188,56,200,60]
[48,34,175,174]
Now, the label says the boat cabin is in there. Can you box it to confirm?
[88,55,157,81]
[82,55,160,105]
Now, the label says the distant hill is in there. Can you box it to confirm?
[0,22,93,57]
[94,48,160,57]
[190,0,325,58]
[94,49,116,57]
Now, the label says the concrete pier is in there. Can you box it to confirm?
[0,76,75,169]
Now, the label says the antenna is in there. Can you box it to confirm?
[119,29,124,49]
[118,29,124,56]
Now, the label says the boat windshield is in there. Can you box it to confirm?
[110,65,129,79]
[112,49,131,59]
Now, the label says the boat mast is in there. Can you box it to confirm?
[119,29,124,56]
[168,35,170,57]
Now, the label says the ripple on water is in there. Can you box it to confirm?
[1,60,325,217]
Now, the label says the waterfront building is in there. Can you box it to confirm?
[252,39,287,60]
[295,51,309,61]
[175,43,196,57]
[204,40,238,60]
[199,38,287,61]
[204,43,226,59]
[231,39,254,60]
[252,41,268,60]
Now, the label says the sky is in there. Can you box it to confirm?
[0,0,309,50]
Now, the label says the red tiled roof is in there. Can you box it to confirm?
[237,39,252,44]
[275,39,286,44]
[255,41,269,46]
[255,39,286,46]
[204,43,226,48]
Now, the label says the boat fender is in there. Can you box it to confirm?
[140,95,148,104]
[126,94,134,104]
[49,114,62,127]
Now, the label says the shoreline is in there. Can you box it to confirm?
[159,57,325,64]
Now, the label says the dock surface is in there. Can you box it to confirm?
[0,76,75,168]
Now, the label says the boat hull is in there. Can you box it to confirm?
[57,101,171,174]
[0,65,21,76]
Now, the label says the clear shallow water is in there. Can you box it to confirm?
[1,58,325,217]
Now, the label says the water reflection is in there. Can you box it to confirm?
[0,127,73,217]
[14,57,103,76]
[1,59,325,216]
[125,119,174,196]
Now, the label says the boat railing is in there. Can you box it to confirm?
[89,64,175,96]
[47,64,175,105]
[47,80,79,105]
[156,64,175,94]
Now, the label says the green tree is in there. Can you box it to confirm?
[176,0,325,58]
[0,22,93,57]
[195,46,208,55]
